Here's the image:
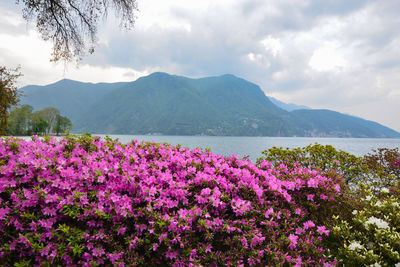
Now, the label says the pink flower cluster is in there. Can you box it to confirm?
[0,136,340,266]
[394,159,400,167]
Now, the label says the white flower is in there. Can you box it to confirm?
[352,210,358,215]
[370,263,381,267]
[381,188,389,193]
[375,200,382,207]
[365,216,389,229]
[348,241,363,251]
[395,263,400,267]
[365,195,372,201]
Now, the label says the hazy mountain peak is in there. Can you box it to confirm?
[148,71,171,77]
[268,96,311,111]
[53,78,81,85]
[219,74,238,79]
[144,72,175,80]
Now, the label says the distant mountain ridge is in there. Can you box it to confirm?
[20,72,400,138]
[20,79,128,123]
[268,96,310,111]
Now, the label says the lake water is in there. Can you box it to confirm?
[97,135,400,163]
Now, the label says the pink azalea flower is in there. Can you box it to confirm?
[303,220,315,230]
[317,226,330,236]
[288,234,298,249]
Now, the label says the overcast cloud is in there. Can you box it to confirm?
[1,0,400,131]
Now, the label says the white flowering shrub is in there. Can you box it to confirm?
[327,184,400,266]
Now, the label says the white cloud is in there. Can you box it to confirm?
[0,5,148,86]
[247,53,263,62]
[309,42,347,72]
[0,7,24,26]
[1,0,400,131]
[261,36,283,57]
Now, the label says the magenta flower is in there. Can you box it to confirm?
[303,220,316,230]
[317,226,330,236]
[0,136,339,266]
[307,178,319,188]
[288,234,298,249]
[0,207,10,220]
[265,207,274,218]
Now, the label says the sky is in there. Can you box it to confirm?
[1,0,400,132]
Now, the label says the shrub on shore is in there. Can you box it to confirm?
[258,144,400,266]
[0,135,343,266]
[329,185,400,266]
[1,136,399,266]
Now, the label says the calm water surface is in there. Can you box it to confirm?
[97,135,400,163]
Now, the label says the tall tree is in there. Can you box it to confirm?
[54,115,73,135]
[0,66,22,135]
[34,107,61,134]
[7,104,34,136]
[17,0,139,62]
[30,114,49,135]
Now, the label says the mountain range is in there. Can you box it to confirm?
[20,72,400,138]
[268,96,310,112]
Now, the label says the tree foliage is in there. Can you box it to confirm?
[54,114,73,135]
[34,107,60,134]
[6,105,72,135]
[258,144,400,193]
[257,144,400,266]
[364,148,400,183]
[7,104,33,135]
[17,0,139,61]
[257,143,366,186]
[0,66,22,135]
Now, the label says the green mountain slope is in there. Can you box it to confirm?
[290,109,400,138]
[77,73,221,135]
[20,79,128,122]
[19,73,400,138]
[76,72,295,136]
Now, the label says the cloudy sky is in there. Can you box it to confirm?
[1,0,400,132]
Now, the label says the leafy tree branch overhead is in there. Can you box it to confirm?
[16,0,139,62]
[0,0,138,135]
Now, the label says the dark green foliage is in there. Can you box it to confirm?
[363,148,400,192]
[34,107,60,134]
[30,114,48,135]
[258,143,366,186]
[6,104,33,136]
[54,115,73,135]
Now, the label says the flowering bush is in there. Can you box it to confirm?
[259,144,400,266]
[328,185,400,266]
[0,135,342,266]
[258,144,366,186]
[363,148,400,193]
